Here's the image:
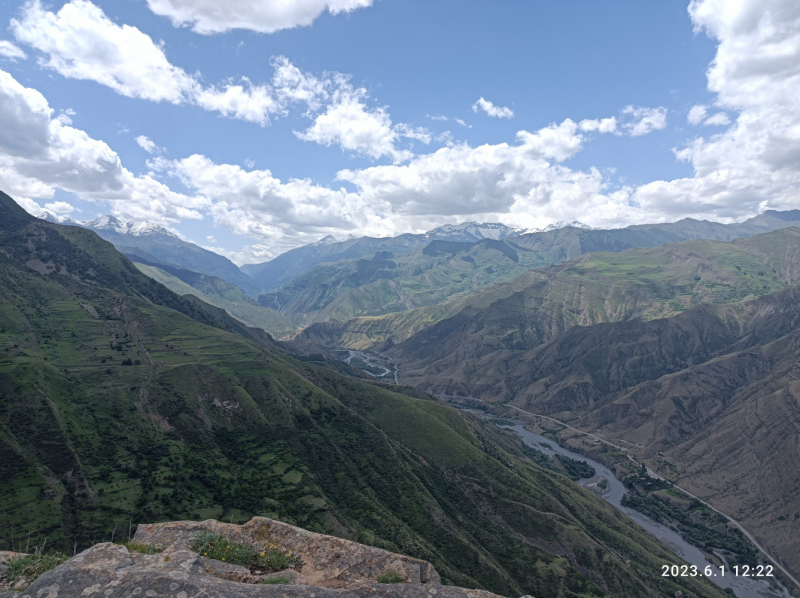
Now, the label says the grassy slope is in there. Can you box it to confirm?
[491,286,800,578]
[292,234,792,354]
[135,263,296,338]
[0,192,724,598]
[272,215,800,333]
[261,240,561,327]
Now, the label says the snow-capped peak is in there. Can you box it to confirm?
[543,220,593,232]
[84,214,127,233]
[82,215,178,238]
[425,222,519,241]
[37,212,180,238]
[37,211,81,226]
[307,234,340,248]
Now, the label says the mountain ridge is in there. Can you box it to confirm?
[0,190,723,598]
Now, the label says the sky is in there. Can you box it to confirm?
[0,0,798,265]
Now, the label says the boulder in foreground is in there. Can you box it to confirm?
[0,518,505,598]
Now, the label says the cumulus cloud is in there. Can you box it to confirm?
[472,97,514,119]
[135,135,160,154]
[10,2,318,126]
[688,104,730,126]
[703,112,731,126]
[0,68,206,225]
[687,104,708,125]
[144,0,375,35]
[149,153,372,259]
[12,0,198,103]
[0,40,26,61]
[296,83,411,162]
[10,2,426,157]
[44,200,75,213]
[634,0,800,219]
[579,117,618,134]
[293,75,430,162]
[621,106,668,136]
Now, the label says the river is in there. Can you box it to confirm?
[503,424,791,598]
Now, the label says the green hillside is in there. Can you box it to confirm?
[292,233,795,354]
[0,192,725,598]
[135,263,297,338]
[259,239,560,327]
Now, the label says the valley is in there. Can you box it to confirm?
[0,192,732,598]
[9,194,800,597]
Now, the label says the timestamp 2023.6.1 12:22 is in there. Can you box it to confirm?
[662,564,774,578]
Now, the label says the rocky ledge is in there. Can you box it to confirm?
[0,518,506,598]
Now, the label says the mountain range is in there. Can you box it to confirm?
[37,212,263,298]
[0,191,728,598]
[292,226,800,579]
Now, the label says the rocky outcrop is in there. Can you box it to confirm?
[0,519,503,598]
[133,517,440,588]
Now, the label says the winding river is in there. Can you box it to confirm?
[504,424,791,598]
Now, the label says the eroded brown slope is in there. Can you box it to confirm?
[491,288,800,578]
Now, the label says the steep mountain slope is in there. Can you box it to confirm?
[38,213,263,298]
[124,250,257,304]
[385,228,800,396]
[134,263,297,338]
[242,223,523,293]
[247,211,800,297]
[291,232,794,355]
[259,240,563,326]
[0,192,723,598]
[488,288,800,578]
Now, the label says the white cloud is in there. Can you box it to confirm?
[687,104,708,125]
[10,1,427,159]
[472,97,514,119]
[135,135,160,154]
[579,117,618,134]
[633,0,800,219]
[703,112,731,126]
[296,84,411,162]
[194,79,279,126]
[10,2,326,127]
[12,0,198,104]
[454,118,470,128]
[144,0,375,35]
[44,200,75,213]
[621,106,668,136]
[0,40,26,61]
[295,77,430,162]
[151,153,375,259]
[145,114,645,260]
[0,68,207,225]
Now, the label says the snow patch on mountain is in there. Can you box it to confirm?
[424,222,520,241]
[543,220,593,232]
[38,212,184,239]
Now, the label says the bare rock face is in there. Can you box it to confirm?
[0,519,503,598]
[133,517,440,588]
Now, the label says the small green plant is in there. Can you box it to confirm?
[6,552,68,587]
[377,571,405,584]
[116,541,163,555]
[260,576,292,585]
[189,532,300,572]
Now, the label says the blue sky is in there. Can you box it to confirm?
[0,0,798,263]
